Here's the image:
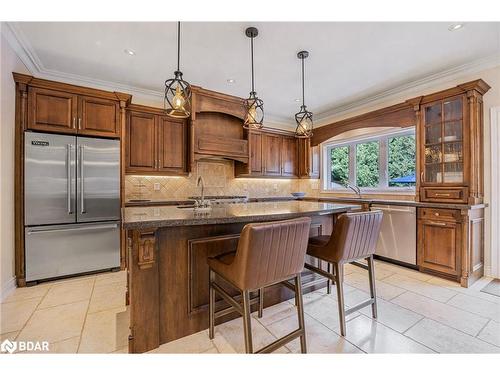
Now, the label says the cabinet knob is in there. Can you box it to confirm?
[434,212,440,216]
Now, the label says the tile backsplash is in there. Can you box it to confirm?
[125,160,303,201]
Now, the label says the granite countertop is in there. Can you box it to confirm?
[124,196,298,207]
[122,201,360,230]
[303,196,487,210]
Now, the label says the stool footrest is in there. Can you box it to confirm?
[351,261,369,270]
[304,262,335,281]
[345,298,375,316]
[256,328,304,354]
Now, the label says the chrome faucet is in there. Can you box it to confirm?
[346,183,362,198]
[196,176,210,208]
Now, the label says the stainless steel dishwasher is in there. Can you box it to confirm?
[371,204,417,266]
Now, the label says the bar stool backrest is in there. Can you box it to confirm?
[231,217,312,290]
[327,210,383,263]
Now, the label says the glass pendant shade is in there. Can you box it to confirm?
[294,50,313,138]
[243,27,264,129]
[164,22,192,118]
[295,105,313,138]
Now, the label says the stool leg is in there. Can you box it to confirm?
[294,274,307,353]
[367,255,378,319]
[209,269,215,340]
[242,290,253,353]
[258,288,264,318]
[334,263,346,336]
[326,262,332,294]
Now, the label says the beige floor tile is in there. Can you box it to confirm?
[392,291,488,336]
[201,347,219,353]
[405,318,500,353]
[16,300,88,344]
[88,281,126,314]
[46,336,80,354]
[375,261,433,282]
[0,297,41,334]
[211,331,238,354]
[111,345,129,354]
[149,330,215,354]
[383,274,457,302]
[267,314,363,353]
[349,265,395,281]
[214,316,288,353]
[94,271,127,287]
[446,293,500,322]
[344,272,405,301]
[477,320,500,347]
[0,331,19,341]
[426,277,500,305]
[344,315,434,353]
[38,279,94,309]
[2,284,50,304]
[78,307,129,353]
[303,294,359,334]
[253,301,297,326]
[43,274,96,287]
[344,289,423,333]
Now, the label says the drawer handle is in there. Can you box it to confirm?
[434,193,451,197]
[434,212,440,216]
[428,221,447,226]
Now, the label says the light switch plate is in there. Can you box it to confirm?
[154,183,161,191]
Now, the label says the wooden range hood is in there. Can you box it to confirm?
[190,87,249,167]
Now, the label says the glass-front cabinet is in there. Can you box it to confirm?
[422,96,465,185]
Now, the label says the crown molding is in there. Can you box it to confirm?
[5,21,500,130]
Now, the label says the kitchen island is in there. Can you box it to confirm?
[122,201,359,353]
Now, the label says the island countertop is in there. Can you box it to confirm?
[122,201,360,230]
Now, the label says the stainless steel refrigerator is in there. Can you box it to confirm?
[24,132,121,282]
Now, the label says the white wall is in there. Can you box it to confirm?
[0,24,30,300]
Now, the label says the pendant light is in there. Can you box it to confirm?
[164,21,192,118]
[294,51,313,138]
[243,27,264,129]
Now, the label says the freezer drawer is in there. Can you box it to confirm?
[24,132,76,225]
[77,137,120,222]
[25,222,120,282]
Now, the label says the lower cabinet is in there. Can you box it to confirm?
[418,212,461,278]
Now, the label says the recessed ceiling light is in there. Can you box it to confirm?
[227,78,236,83]
[294,99,300,102]
[448,23,464,31]
[124,49,136,56]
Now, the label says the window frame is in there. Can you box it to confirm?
[321,128,416,194]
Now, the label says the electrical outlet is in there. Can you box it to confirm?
[154,183,161,191]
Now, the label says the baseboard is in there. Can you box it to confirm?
[0,276,17,303]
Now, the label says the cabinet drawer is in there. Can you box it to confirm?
[418,208,461,222]
[420,187,468,203]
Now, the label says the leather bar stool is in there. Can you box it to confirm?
[208,217,312,354]
[305,210,383,336]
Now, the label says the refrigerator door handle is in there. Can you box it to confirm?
[26,223,119,235]
[66,144,73,214]
[79,145,86,214]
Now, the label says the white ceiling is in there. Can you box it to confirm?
[7,22,500,126]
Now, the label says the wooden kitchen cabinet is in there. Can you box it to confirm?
[78,96,120,137]
[27,87,78,134]
[249,132,263,174]
[298,137,320,179]
[415,80,490,204]
[281,136,297,176]
[418,208,461,278]
[263,133,282,176]
[125,104,188,175]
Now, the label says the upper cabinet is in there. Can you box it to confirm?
[125,105,188,175]
[236,130,298,178]
[19,74,129,139]
[415,80,490,204]
[297,137,320,179]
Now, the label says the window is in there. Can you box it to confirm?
[323,129,416,192]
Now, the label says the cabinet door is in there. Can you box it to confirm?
[310,145,320,178]
[125,112,157,173]
[249,132,263,174]
[281,136,297,177]
[418,218,461,277]
[27,87,78,134]
[78,96,120,137]
[158,116,186,173]
[263,134,282,176]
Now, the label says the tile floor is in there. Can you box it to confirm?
[1,260,499,354]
